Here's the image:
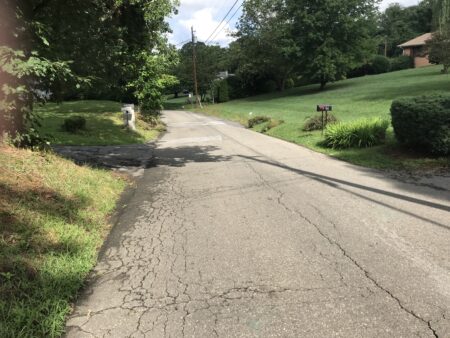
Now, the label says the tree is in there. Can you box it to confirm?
[428,0,450,74]
[427,27,450,73]
[287,0,378,89]
[234,0,298,92]
[378,1,433,57]
[175,42,228,100]
[1,0,178,143]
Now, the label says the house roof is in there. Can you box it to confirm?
[398,33,432,48]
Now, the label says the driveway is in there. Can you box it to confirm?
[66,110,450,337]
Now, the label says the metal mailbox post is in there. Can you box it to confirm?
[317,104,333,134]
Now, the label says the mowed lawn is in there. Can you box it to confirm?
[37,100,162,146]
[180,66,450,170]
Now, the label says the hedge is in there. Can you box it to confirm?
[391,95,450,155]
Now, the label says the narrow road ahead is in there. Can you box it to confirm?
[67,110,450,337]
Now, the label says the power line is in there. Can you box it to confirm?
[207,2,243,44]
[175,39,190,47]
[204,0,240,44]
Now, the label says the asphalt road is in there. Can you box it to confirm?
[66,110,450,337]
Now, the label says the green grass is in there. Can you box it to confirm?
[37,100,163,146]
[0,145,127,337]
[187,66,450,171]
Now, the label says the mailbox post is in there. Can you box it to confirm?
[121,104,136,131]
[316,104,333,135]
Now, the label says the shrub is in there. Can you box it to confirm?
[285,78,295,89]
[260,80,277,93]
[391,95,450,155]
[62,116,86,133]
[261,119,284,133]
[303,113,338,131]
[390,56,414,72]
[215,80,229,103]
[248,115,270,128]
[369,55,391,74]
[323,118,389,149]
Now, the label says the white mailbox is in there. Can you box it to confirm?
[121,104,136,131]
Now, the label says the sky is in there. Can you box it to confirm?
[167,0,421,47]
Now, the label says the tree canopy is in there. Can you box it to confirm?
[0,0,178,144]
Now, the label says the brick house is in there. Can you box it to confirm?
[398,33,432,68]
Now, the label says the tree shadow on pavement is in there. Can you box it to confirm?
[238,155,450,231]
[155,145,233,167]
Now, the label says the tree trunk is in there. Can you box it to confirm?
[320,80,327,90]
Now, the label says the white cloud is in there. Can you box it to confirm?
[379,0,420,10]
[167,0,241,47]
[178,8,235,45]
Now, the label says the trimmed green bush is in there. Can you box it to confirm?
[62,116,86,133]
[390,56,414,72]
[323,118,389,149]
[391,95,450,155]
[370,55,391,74]
[303,113,338,131]
[248,115,270,128]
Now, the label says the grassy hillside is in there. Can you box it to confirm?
[37,100,164,146]
[0,146,126,336]
[178,66,450,171]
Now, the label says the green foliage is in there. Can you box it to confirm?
[391,95,450,155]
[378,2,433,57]
[390,55,414,71]
[323,118,389,149]
[62,116,86,133]
[288,0,378,89]
[260,80,278,93]
[0,46,75,148]
[175,43,229,98]
[1,0,177,141]
[234,0,298,93]
[248,116,271,128]
[370,55,391,74]
[303,113,338,131]
[426,26,450,73]
[261,119,284,133]
[133,51,179,116]
[215,80,230,103]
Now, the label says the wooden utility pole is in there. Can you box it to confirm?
[191,26,202,108]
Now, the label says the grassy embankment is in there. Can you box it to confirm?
[0,100,165,336]
[0,146,127,337]
[37,100,165,146]
[166,66,450,171]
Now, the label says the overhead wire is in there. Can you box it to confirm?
[204,0,240,44]
[207,1,243,44]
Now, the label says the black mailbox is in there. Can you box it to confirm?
[317,104,333,111]
[317,104,332,112]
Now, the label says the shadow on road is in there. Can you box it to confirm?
[155,145,233,167]
[237,155,450,231]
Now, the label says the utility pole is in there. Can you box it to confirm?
[191,26,202,108]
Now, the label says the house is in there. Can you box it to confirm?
[398,33,432,68]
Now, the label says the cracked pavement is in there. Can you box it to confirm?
[66,110,450,337]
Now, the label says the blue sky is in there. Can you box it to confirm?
[167,0,421,47]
